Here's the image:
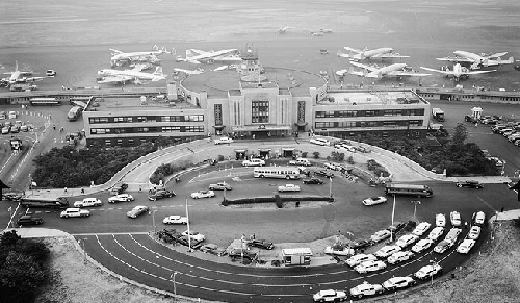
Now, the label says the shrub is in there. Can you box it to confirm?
[330,151,345,162]
[218,154,225,161]
[301,151,308,158]
[347,156,355,164]
[312,151,320,159]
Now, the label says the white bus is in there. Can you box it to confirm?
[254,167,302,180]
[29,97,61,106]
[385,184,433,197]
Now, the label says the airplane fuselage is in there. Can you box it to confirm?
[98,69,163,81]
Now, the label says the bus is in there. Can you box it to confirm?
[385,184,433,197]
[254,167,302,180]
[29,97,61,106]
[20,196,70,209]
[67,106,83,121]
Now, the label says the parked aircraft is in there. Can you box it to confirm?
[177,49,240,64]
[2,61,45,84]
[97,66,166,84]
[437,50,514,70]
[110,45,174,62]
[173,68,205,75]
[338,47,410,61]
[420,63,496,81]
[276,26,291,34]
[345,62,431,79]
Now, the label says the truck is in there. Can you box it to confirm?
[278,184,301,192]
[432,108,445,122]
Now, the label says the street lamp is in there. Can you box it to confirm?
[329,176,333,198]
[411,200,421,221]
[430,258,438,286]
[390,195,396,242]
[171,272,178,302]
[151,210,157,233]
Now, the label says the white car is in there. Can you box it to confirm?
[382,276,416,291]
[349,282,385,298]
[457,239,475,254]
[450,211,462,227]
[126,205,149,218]
[241,158,265,167]
[73,198,102,208]
[310,137,331,146]
[436,213,446,227]
[445,228,462,242]
[434,239,454,254]
[387,250,414,264]
[108,194,134,203]
[288,157,312,167]
[412,222,432,236]
[323,162,340,171]
[60,208,90,218]
[370,229,391,243]
[278,184,301,192]
[473,211,486,226]
[411,238,434,253]
[346,253,377,268]
[335,144,356,152]
[313,289,348,302]
[362,196,387,206]
[181,230,205,242]
[374,245,401,258]
[162,216,188,225]
[355,259,387,274]
[324,246,355,256]
[396,234,419,248]
[414,263,442,280]
[467,226,481,240]
[427,226,445,241]
[214,136,233,145]
[190,190,215,199]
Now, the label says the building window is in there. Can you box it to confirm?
[252,101,269,123]
[214,104,223,125]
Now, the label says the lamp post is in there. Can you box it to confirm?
[329,176,333,198]
[171,272,178,302]
[411,200,421,221]
[185,199,191,252]
[390,195,396,242]
[151,210,157,233]
[430,258,438,286]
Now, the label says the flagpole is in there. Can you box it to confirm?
[185,199,191,252]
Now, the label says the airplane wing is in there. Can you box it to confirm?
[489,52,508,59]
[436,56,473,63]
[466,69,497,75]
[188,49,207,56]
[390,71,431,77]
[343,47,363,53]
[97,75,133,84]
[337,51,350,58]
[335,69,349,76]
[109,49,124,55]
[350,61,378,73]
[420,67,453,75]
[347,67,366,77]
[24,76,46,82]
[377,54,410,59]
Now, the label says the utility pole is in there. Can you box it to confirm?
[390,195,396,242]
[411,200,421,221]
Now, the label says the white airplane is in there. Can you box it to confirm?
[2,61,46,84]
[173,68,205,75]
[338,47,410,61]
[110,45,174,62]
[97,66,166,84]
[437,50,514,70]
[344,61,431,79]
[420,63,496,81]
[276,26,291,34]
[177,48,240,64]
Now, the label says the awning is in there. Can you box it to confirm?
[294,122,308,127]
[281,148,295,151]
[234,149,248,153]
[213,125,226,130]
[258,148,271,152]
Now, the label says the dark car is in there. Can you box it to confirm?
[176,235,204,249]
[456,180,484,188]
[247,239,275,250]
[351,240,373,250]
[303,177,324,184]
[148,190,176,201]
[229,249,258,261]
[200,244,227,256]
[17,216,43,226]
[2,192,24,201]
[314,170,335,178]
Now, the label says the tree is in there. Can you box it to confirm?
[0,251,46,289]
[0,230,20,247]
[451,123,468,146]
[312,151,320,159]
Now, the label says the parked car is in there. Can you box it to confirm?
[108,194,134,203]
[383,276,416,291]
[374,245,401,258]
[2,192,23,201]
[445,228,462,243]
[289,157,312,167]
[355,259,387,274]
[335,143,356,152]
[323,162,340,171]
[396,234,419,248]
[314,170,335,178]
[278,184,301,192]
[450,211,462,227]
[313,289,348,302]
[370,229,391,243]
[126,205,149,219]
[351,240,372,250]
[362,196,387,206]
[241,158,265,167]
[1,126,9,134]
[310,137,331,146]
[162,216,188,225]
[17,215,43,226]
[436,213,446,227]
[247,239,275,250]
[209,182,232,191]
[346,254,377,268]
[473,211,486,226]
[434,239,455,254]
[200,244,227,256]
[324,245,355,256]
[73,198,102,208]
[176,235,204,249]
[467,226,481,240]
[181,230,205,242]
[60,208,90,218]
[427,226,445,241]
[414,263,442,280]
[303,177,324,184]
[411,238,434,253]
[456,180,484,188]
[149,190,176,201]
[349,281,385,299]
[412,222,432,236]
[191,190,215,199]
[457,239,475,254]
[214,136,233,145]
[387,250,414,264]
[229,249,257,261]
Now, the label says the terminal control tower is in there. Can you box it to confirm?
[238,45,266,82]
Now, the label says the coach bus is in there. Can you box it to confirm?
[20,196,70,209]
[29,97,61,106]
[254,167,302,180]
[385,184,433,197]
[67,105,83,121]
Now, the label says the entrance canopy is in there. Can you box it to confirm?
[294,122,308,127]
[232,125,292,132]
[212,125,226,130]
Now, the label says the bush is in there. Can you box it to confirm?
[218,154,225,161]
[301,151,308,158]
[312,151,320,159]
[347,156,355,164]
[330,151,345,162]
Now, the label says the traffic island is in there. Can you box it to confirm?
[221,195,334,208]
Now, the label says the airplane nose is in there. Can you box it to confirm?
[97,71,104,76]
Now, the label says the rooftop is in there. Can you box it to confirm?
[93,96,199,112]
[320,91,426,106]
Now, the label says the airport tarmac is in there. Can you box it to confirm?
[1,0,520,92]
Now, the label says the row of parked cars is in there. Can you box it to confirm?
[492,121,520,147]
[1,120,30,134]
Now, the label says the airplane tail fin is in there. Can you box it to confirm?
[186,49,194,59]
[15,60,19,72]
[171,48,176,56]
[504,56,514,64]
[153,45,159,51]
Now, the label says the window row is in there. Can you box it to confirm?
[90,126,204,134]
[314,109,425,118]
[89,115,204,124]
[315,120,423,129]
